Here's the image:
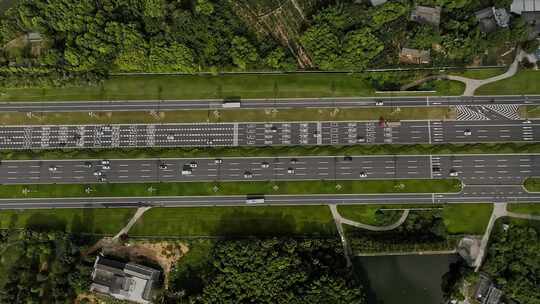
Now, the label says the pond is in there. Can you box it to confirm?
[354,254,459,304]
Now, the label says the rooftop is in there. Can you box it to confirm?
[399,48,431,64]
[90,255,161,304]
[511,0,540,14]
[411,5,441,26]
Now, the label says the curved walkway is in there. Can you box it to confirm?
[340,209,410,231]
[401,49,526,96]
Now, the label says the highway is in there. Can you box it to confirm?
[0,95,538,112]
[0,154,537,209]
[0,154,537,185]
[0,120,537,149]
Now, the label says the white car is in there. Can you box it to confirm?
[181,169,192,176]
[102,165,110,170]
[48,166,57,172]
[464,129,472,136]
[98,177,107,182]
[449,170,459,177]
[93,171,102,176]
[244,172,253,179]
[523,120,532,124]
[101,160,110,165]
[375,101,384,106]
[359,171,367,178]
[261,162,270,168]
[287,168,295,174]
[167,135,175,141]
[189,162,198,168]
[214,159,223,164]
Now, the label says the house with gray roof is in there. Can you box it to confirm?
[411,5,441,26]
[90,255,161,304]
[475,7,510,33]
[511,0,540,14]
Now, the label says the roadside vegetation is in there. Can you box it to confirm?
[338,203,492,235]
[2,142,540,161]
[507,203,540,215]
[0,179,461,199]
[476,70,540,95]
[0,106,456,126]
[482,220,540,304]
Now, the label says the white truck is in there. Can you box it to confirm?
[246,196,265,204]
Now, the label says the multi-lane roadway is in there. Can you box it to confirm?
[0,120,537,149]
[0,155,536,185]
[0,154,537,209]
[0,95,538,112]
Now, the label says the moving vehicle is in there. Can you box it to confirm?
[93,171,102,176]
[375,100,384,106]
[48,165,57,172]
[287,168,295,174]
[222,97,241,108]
[189,162,198,168]
[181,167,192,175]
[464,129,472,136]
[214,158,223,164]
[101,160,110,165]
[244,171,253,179]
[102,165,110,170]
[159,163,168,169]
[246,195,265,204]
[359,171,367,178]
[84,162,93,168]
[261,162,270,168]
[449,169,459,177]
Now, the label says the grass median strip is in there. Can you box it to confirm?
[0,179,461,199]
[524,178,540,192]
[2,142,540,161]
[0,106,455,125]
[476,70,540,95]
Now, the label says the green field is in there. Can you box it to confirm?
[442,203,493,234]
[0,106,455,125]
[448,68,505,80]
[338,203,492,234]
[476,70,540,95]
[0,208,135,233]
[1,142,539,161]
[524,178,540,192]
[508,203,540,215]
[522,105,540,119]
[130,206,337,236]
[0,73,465,102]
[337,204,410,226]
[0,179,461,199]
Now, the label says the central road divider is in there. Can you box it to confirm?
[1,143,540,160]
[0,179,461,199]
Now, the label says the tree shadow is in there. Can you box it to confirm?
[25,213,66,231]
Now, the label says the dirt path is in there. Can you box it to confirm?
[113,207,151,240]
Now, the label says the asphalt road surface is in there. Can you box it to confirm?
[0,120,537,150]
[0,95,538,112]
[0,154,537,209]
[0,154,536,185]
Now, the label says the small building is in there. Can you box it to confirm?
[511,0,540,14]
[475,7,510,33]
[369,0,388,6]
[474,274,504,304]
[411,5,441,26]
[399,48,431,64]
[90,255,161,304]
[26,32,43,43]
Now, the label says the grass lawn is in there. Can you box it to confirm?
[448,68,505,80]
[131,205,336,236]
[442,203,493,235]
[476,69,540,95]
[524,178,540,192]
[0,73,464,102]
[0,106,456,125]
[0,208,135,234]
[2,142,539,161]
[0,179,461,199]
[507,203,540,215]
[338,203,493,234]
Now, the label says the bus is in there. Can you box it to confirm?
[246,195,265,204]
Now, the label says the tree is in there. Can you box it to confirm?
[300,24,341,70]
[229,36,258,70]
[341,28,384,70]
[195,0,214,16]
[147,41,195,73]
